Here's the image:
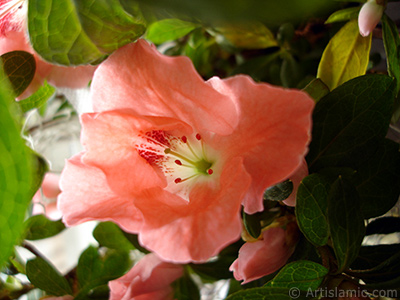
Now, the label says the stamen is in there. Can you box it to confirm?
[207,169,214,175]
[196,133,201,140]
[181,136,187,143]
[175,160,182,165]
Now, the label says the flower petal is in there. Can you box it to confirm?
[109,253,183,300]
[207,75,314,213]
[91,39,238,135]
[80,110,191,196]
[58,153,142,232]
[135,157,251,263]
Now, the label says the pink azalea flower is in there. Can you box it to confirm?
[282,159,308,207]
[32,173,62,220]
[230,220,299,284]
[58,39,314,263]
[358,0,385,37]
[109,253,183,300]
[0,0,96,99]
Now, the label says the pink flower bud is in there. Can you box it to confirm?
[358,0,385,37]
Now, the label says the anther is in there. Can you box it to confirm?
[181,136,187,143]
[196,133,201,140]
[175,160,182,165]
[207,169,213,175]
[175,178,182,184]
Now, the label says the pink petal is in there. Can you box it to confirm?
[41,173,61,199]
[230,227,295,284]
[109,253,183,300]
[90,39,238,135]
[80,110,191,196]
[58,153,142,232]
[136,157,251,263]
[207,75,314,213]
[46,64,97,89]
[358,0,384,37]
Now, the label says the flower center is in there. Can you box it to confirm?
[0,0,26,35]
[136,130,217,200]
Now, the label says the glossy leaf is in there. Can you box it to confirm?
[76,246,130,300]
[296,174,330,246]
[317,20,371,90]
[226,286,308,300]
[325,7,360,24]
[243,211,262,239]
[327,177,365,273]
[26,257,72,296]
[24,215,66,240]
[146,18,199,44]
[266,260,328,291]
[0,72,33,268]
[93,221,134,251]
[217,22,278,49]
[28,0,145,65]
[353,139,400,218]
[307,74,395,171]
[0,51,35,97]
[18,82,55,112]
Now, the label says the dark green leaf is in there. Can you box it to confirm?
[307,74,396,171]
[26,257,72,296]
[28,0,146,65]
[86,284,109,299]
[0,69,33,268]
[365,217,400,236]
[382,14,400,122]
[173,272,200,300]
[18,82,56,112]
[327,177,365,273]
[266,260,328,291]
[302,78,330,102]
[263,180,293,201]
[93,222,134,251]
[243,211,262,239]
[325,7,360,24]
[226,286,309,300]
[295,174,330,246]
[24,215,66,240]
[146,18,199,44]
[280,54,301,88]
[0,51,35,97]
[351,244,400,271]
[75,246,131,300]
[122,231,150,254]
[353,139,400,218]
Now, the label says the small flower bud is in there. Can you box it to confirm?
[358,0,385,37]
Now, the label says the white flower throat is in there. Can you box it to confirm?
[136,130,217,200]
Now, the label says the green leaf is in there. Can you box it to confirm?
[353,139,400,218]
[243,211,262,239]
[307,74,396,171]
[296,174,330,246]
[93,222,134,251]
[216,22,278,49]
[325,7,360,24]
[24,215,66,240]
[173,272,200,300]
[26,257,73,296]
[352,244,400,270]
[280,54,301,88]
[146,18,199,44]
[226,286,309,300]
[317,19,371,90]
[0,51,36,97]
[266,260,328,291]
[28,0,146,65]
[75,246,131,300]
[381,14,400,122]
[18,82,56,112]
[263,180,293,201]
[327,177,365,273]
[0,69,33,268]
[302,78,330,102]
